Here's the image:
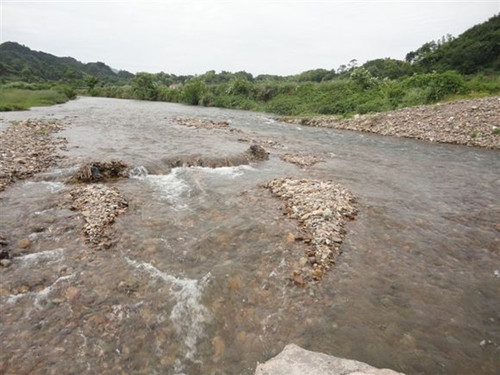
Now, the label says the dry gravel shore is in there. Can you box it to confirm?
[0,119,67,192]
[281,97,500,149]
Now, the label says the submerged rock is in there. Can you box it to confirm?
[245,145,270,161]
[162,145,269,169]
[174,117,235,131]
[255,344,404,375]
[280,153,324,167]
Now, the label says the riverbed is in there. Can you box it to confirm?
[0,97,499,374]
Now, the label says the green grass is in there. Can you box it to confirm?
[0,88,70,111]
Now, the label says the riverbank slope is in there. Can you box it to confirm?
[280,97,500,149]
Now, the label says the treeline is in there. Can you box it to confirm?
[90,68,498,116]
[88,14,499,116]
[1,14,498,115]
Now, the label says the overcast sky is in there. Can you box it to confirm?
[1,0,498,76]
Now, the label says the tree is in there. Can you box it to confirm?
[132,72,157,100]
[85,75,99,90]
[181,78,207,105]
[350,67,377,88]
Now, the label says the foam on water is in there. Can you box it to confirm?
[131,167,190,207]
[16,248,65,264]
[192,165,255,178]
[22,181,66,193]
[128,165,149,177]
[6,274,75,309]
[124,257,211,368]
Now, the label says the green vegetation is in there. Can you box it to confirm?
[1,14,498,114]
[0,42,132,83]
[89,14,499,116]
[0,82,76,111]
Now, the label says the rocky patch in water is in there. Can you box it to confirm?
[237,137,287,150]
[0,119,67,192]
[69,185,128,249]
[280,153,324,167]
[162,145,269,169]
[281,97,500,149]
[174,117,240,132]
[265,178,357,284]
[67,160,129,183]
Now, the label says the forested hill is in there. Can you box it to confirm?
[0,41,133,83]
[406,13,500,74]
[1,14,498,85]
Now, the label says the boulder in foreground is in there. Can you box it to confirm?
[255,344,404,375]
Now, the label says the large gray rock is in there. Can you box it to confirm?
[255,344,404,375]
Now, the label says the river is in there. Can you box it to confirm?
[0,97,498,374]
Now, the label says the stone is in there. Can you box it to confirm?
[64,287,81,301]
[292,274,305,287]
[245,145,270,161]
[0,259,12,267]
[18,238,31,249]
[255,344,404,375]
[212,335,226,363]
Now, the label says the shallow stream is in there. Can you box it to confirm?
[0,97,499,374]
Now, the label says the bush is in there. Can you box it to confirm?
[402,71,466,102]
[181,78,207,105]
[132,72,158,100]
[157,86,181,102]
[53,84,77,99]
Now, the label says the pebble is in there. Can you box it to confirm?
[18,238,31,249]
[64,287,81,301]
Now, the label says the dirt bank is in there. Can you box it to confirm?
[281,97,500,149]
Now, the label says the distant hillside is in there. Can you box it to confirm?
[406,14,500,74]
[0,42,134,83]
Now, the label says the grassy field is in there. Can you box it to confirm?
[0,88,70,111]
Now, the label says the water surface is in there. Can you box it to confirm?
[0,97,499,374]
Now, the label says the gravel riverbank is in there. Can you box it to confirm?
[0,119,67,192]
[281,97,500,149]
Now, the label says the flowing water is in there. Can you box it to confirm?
[0,97,499,374]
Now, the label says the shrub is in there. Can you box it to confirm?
[53,84,77,99]
[402,71,466,103]
[132,72,158,100]
[181,78,207,105]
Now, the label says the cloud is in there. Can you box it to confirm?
[2,0,498,75]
